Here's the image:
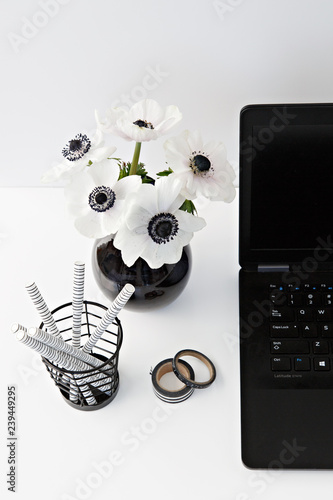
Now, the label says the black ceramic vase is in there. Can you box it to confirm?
[92,237,192,311]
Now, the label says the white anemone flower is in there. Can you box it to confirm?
[96,99,182,142]
[41,129,116,183]
[164,130,236,202]
[113,176,206,269]
[64,160,142,238]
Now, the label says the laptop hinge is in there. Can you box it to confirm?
[258,264,289,272]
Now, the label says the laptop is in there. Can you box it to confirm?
[239,103,333,469]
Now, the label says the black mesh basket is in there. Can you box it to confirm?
[40,300,123,411]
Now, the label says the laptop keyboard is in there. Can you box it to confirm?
[269,283,333,372]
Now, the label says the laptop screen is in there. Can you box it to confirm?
[239,104,333,268]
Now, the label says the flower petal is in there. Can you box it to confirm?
[125,204,152,231]
[125,183,158,215]
[100,201,124,234]
[129,99,164,125]
[155,105,182,133]
[113,224,149,267]
[41,159,85,183]
[155,176,184,213]
[116,120,158,142]
[113,175,142,200]
[74,211,107,238]
[41,162,70,183]
[90,128,104,147]
[95,107,127,135]
[89,145,117,162]
[64,172,95,205]
[141,237,184,268]
[89,160,119,187]
[175,210,206,232]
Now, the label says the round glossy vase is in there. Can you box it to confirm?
[92,237,192,311]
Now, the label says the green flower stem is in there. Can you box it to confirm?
[129,142,142,175]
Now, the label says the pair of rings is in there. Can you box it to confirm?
[151,349,216,404]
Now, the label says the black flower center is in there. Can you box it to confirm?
[133,119,154,129]
[156,221,173,238]
[193,154,211,171]
[88,186,116,213]
[62,133,91,162]
[69,139,82,152]
[95,192,108,205]
[189,151,213,176]
[147,213,179,244]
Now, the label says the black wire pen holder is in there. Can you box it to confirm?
[40,300,123,411]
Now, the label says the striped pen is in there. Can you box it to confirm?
[83,284,135,354]
[11,323,27,334]
[70,261,85,400]
[28,327,102,368]
[72,261,85,348]
[28,327,113,396]
[15,329,96,405]
[25,281,62,338]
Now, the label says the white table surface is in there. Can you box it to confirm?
[1,187,331,500]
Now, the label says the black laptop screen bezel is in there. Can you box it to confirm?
[239,103,333,270]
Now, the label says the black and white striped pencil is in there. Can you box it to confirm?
[11,323,27,334]
[28,327,113,396]
[16,329,96,405]
[25,281,62,338]
[82,283,135,354]
[72,261,85,348]
[28,327,102,368]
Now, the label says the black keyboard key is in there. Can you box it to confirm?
[287,284,300,292]
[324,293,333,305]
[314,358,330,371]
[270,308,295,322]
[294,357,311,371]
[269,284,284,291]
[271,340,309,354]
[270,324,299,338]
[316,309,332,321]
[301,324,318,337]
[288,294,303,306]
[305,293,321,306]
[322,324,333,337]
[313,340,329,354]
[270,291,287,305]
[297,309,313,321]
[271,357,291,371]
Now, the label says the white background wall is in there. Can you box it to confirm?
[2,0,333,187]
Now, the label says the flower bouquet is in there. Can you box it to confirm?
[42,99,236,308]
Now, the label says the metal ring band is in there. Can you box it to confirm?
[172,349,216,389]
[151,358,195,403]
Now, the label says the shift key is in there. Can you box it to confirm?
[270,308,295,321]
[271,340,309,354]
